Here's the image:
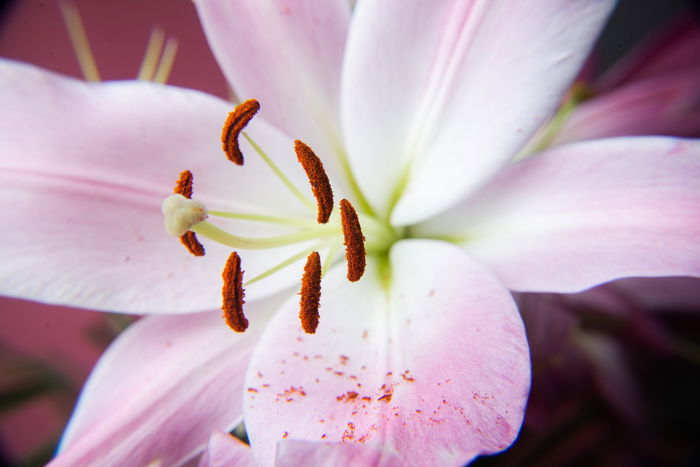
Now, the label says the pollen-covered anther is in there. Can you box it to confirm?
[340,199,366,282]
[294,140,334,224]
[222,251,248,332]
[222,99,260,165]
[168,170,206,256]
[299,251,322,334]
[174,169,194,199]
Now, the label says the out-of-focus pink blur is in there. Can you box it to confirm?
[0,0,224,463]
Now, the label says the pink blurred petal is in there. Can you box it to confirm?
[416,137,700,292]
[341,0,615,224]
[50,292,287,466]
[196,0,351,187]
[199,430,256,467]
[244,240,529,466]
[554,66,700,144]
[0,60,310,312]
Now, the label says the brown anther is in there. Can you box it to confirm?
[222,99,260,165]
[222,251,248,332]
[294,140,334,224]
[299,251,322,334]
[172,170,205,256]
[339,199,366,282]
[180,231,205,256]
[173,170,194,199]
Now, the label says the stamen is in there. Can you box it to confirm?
[59,2,100,82]
[180,231,205,257]
[138,27,165,81]
[174,170,194,198]
[167,170,206,256]
[299,251,322,334]
[222,252,248,332]
[339,199,366,282]
[222,99,260,165]
[153,37,178,84]
[295,140,334,224]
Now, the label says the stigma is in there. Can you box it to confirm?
[162,99,375,334]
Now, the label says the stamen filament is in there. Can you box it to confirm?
[322,241,342,276]
[243,132,314,210]
[244,244,321,287]
[192,221,337,250]
[59,2,100,82]
[153,37,178,84]
[138,27,166,81]
[208,211,317,228]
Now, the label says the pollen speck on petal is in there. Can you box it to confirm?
[222,99,260,165]
[222,251,248,332]
[340,199,366,282]
[299,251,322,334]
[295,140,334,224]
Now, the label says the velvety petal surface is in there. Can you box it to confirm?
[199,430,257,467]
[196,0,351,186]
[341,0,615,224]
[244,240,530,466]
[554,66,700,144]
[415,137,700,292]
[51,292,286,467]
[0,60,314,312]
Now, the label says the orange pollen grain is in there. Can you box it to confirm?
[222,251,248,332]
[299,251,322,334]
[221,99,260,166]
[339,199,366,282]
[294,140,334,224]
[172,170,205,257]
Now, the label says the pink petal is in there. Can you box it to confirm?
[276,439,402,467]
[199,430,257,467]
[416,137,700,292]
[51,293,286,467]
[554,66,700,144]
[196,0,351,185]
[0,60,313,313]
[341,0,615,224]
[243,240,530,466]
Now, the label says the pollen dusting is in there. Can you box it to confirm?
[294,140,334,223]
[276,386,307,402]
[339,199,366,282]
[222,99,260,165]
[377,391,393,403]
[336,391,359,402]
[222,252,248,332]
[299,251,322,334]
[401,370,415,382]
[342,422,356,441]
[282,431,289,439]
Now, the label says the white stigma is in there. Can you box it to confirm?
[162,194,208,236]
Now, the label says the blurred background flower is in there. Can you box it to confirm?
[0,0,699,465]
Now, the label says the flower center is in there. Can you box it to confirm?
[162,99,397,334]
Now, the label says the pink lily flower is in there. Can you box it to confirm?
[2,0,700,465]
